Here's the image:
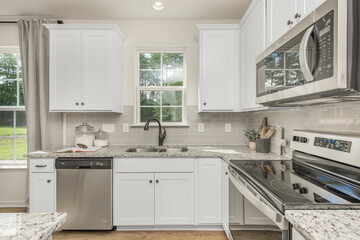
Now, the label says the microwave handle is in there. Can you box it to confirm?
[299,25,315,82]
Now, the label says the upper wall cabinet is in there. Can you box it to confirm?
[266,0,326,46]
[196,25,241,112]
[45,24,125,113]
[239,0,268,111]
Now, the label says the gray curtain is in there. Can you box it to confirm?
[17,19,63,206]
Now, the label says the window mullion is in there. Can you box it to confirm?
[13,111,16,163]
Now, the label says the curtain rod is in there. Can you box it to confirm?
[0,20,64,24]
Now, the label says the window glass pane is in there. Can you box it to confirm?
[140,53,161,69]
[162,70,183,86]
[162,91,182,106]
[265,53,284,69]
[0,111,14,136]
[19,81,24,106]
[16,111,26,136]
[0,80,17,106]
[140,90,161,106]
[0,53,18,79]
[162,107,182,122]
[140,71,161,86]
[140,107,160,122]
[162,53,183,69]
[16,138,27,160]
[0,137,14,160]
[285,53,300,69]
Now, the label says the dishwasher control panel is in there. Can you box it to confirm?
[55,158,112,169]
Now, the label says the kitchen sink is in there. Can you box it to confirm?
[125,146,188,153]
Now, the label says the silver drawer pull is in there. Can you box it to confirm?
[35,164,47,168]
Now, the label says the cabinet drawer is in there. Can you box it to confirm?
[30,159,55,173]
[113,158,194,173]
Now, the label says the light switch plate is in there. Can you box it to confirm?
[123,123,129,133]
[225,123,231,132]
[198,123,204,133]
[102,124,115,133]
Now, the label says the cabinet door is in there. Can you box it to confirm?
[81,30,114,111]
[266,0,295,46]
[304,0,326,15]
[199,30,236,112]
[49,30,81,111]
[244,198,275,225]
[198,159,222,224]
[241,0,267,110]
[221,161,230,238]
[113,173,155,225]
[29,173,55,213]
[155,173,194,225]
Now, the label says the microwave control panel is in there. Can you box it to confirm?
[314,137,352,153]
[314,10,334,81]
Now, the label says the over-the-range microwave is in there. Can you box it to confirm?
[256,0,360,106]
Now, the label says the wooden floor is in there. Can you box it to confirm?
[1,208,282,240]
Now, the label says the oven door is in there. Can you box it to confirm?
[228,166,288,234]
[255,0,346,106]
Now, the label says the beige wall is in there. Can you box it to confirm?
[0,24,18,46]
[0,169,27,207]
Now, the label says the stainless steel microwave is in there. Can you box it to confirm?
[256,0,360,106]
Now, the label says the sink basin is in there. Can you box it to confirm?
[125,147,188,153]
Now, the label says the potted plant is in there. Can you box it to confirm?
[244,129,260,151]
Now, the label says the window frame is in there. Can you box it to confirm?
[0,46,27,166]
[134,48,187,126]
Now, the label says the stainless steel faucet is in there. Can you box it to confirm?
[144,118,166,146]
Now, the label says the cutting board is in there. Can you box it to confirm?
[270,126,284,155]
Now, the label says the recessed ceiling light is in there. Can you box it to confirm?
[152,1,164,11]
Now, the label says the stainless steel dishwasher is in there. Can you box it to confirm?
[56,158,112,230]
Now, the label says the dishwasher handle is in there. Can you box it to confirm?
[76,166,91,169]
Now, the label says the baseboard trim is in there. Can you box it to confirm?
[116,225,224,231]
[0,202,27,208]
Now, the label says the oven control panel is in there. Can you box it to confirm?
[314,137,352,153]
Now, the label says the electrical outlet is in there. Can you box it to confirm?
[102,124,115,133]
[225,123,231,132]
[123,123,129,133]
[198,123,204,133]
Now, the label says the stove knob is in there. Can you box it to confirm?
[299,187,308,194]
[292,183,300,190]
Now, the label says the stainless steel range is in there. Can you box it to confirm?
[228,130,360,240]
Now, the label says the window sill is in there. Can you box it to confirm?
[0,165,27,170]
[131,123,190,128]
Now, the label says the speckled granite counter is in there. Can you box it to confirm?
[285,210,360,240]
[0,212,66,240]
[25,145,289,164]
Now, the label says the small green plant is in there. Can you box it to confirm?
[244,129,260,142]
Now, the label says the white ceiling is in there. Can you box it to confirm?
[1,0,252,20]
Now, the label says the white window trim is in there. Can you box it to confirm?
[0,46,27,166]
[134,48,188,126]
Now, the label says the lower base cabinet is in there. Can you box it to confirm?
[29,173,55,213]
[113,172,194,226]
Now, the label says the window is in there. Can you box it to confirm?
[0,47,27,165]
[136,49,186,125]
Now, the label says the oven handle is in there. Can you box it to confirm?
[299,25,315,82]
[228,166,288,231]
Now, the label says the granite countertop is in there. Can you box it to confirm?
[0,212,66,240]
[25,145,290,164]
[285,210,360,240]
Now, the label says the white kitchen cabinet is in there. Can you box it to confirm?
[29,158,56,213]
[155,173,194,225]
[196,25,241,112]
[113,173,155,225]
[45,24,125,113]
[221,161,230,238]
[266,0,326,46]
[244,198,275,225]
[29,173,55,213]
[198,159,222,224]
[292,227,307,240]
[239,0,268,111]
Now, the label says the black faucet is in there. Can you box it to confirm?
[144,118,166,146]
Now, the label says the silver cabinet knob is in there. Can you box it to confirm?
[47,180,51,183]
[76,102,79,106]
[294,13,301,19]
[81,102,84,106]
[287,20,293,25]
[203,102,206,106]
[149,180,153,183]
[156,180,159,183]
